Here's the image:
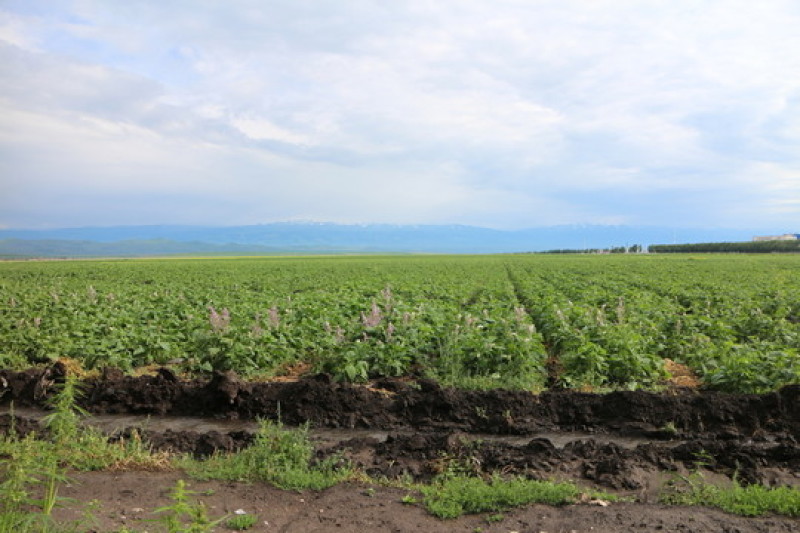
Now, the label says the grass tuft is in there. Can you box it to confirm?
[661,473,800,517]
[180,419,352,490]
[421,474,607,519]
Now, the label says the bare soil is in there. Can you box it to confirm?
[48,472,800,532]
[1,365,799,532]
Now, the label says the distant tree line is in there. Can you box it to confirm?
[541,244,644,254]
[540,249,602,254]
[650,240,800,254]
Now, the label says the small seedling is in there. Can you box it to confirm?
[401,494,418,505]
[661,421,678,435]
[225,513,258,530]
[153,479,227,532]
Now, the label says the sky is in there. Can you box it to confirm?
[1,1,799,231]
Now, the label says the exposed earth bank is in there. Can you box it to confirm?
[3,366,798,437]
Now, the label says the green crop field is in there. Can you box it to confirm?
[1,254,798,392]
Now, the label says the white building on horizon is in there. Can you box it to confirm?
[752,234,799,242]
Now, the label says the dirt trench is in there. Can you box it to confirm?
[2,366,798,437]
[1,365,798,494]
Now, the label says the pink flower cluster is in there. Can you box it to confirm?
[361,301,382,328]
[209,306,231,333]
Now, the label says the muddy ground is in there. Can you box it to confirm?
[1,366,799,531]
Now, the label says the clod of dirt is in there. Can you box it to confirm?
[0,413,43,439]
[206,370,242,405]
[112,428,253,456]
[101,367,125,381]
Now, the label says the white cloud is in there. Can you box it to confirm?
[231,116,309,144]
[2,1,800,230]
[0,10,39,50]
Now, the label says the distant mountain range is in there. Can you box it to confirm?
[0,223,767,257]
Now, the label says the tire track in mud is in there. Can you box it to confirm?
[504,264,562,388]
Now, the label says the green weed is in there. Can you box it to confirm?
[0,433,87,532]
[153,479,227,532]
[225,513,258,530]
[661,472,800,517]
[421,474,603,519]
[401,494,419,505]
[0,380,169,532]
[181,419,352,490]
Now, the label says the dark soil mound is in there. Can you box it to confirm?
[2,368,798,439]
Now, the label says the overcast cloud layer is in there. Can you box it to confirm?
[2,1,799,230]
